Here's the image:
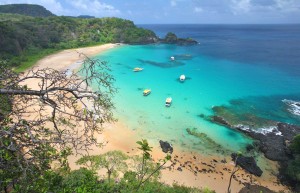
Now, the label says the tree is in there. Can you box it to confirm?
[0,56,116,191]
[76,150,128,183]
[135,139,171,191]
[227,152,242,193]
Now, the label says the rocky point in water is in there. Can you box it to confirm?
[236,122,300,161]
[159,140,173,154]
[210,114,300,161]
[160,32,198,46]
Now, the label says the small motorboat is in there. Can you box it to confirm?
[143,89,151,96]
[165,97,172,107]
[133,67,143,72]
[179,74,186,82]
[170,56,175,61]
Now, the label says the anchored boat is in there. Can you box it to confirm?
[179,74,186,82]
[165,97,172,107]
[143,89,151,96]
[133,67,143,72]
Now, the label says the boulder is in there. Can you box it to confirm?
[159,140,173,154]
[231,153,263,177]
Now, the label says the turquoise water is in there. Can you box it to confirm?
[93,43,300,154]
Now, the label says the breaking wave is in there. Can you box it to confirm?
[282,99,300,116]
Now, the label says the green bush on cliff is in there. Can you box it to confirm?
[285,134,300,186]
[290,134,300,154]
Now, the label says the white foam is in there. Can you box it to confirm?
[234,124,281,135]
[282,99,300,116]
[256,126,282,135]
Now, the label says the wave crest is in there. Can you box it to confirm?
[282,99,300,116]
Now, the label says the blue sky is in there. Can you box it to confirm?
[0,0,300,24]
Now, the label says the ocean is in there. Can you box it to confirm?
[92,24,300,154]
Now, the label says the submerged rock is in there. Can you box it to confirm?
[159,140,173,154]
[231,153,263,177]
[211,115,231,127]
[186,128,224,150]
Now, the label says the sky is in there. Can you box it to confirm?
[0,0,300,24]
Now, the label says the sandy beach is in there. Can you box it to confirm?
[29,43,288,193]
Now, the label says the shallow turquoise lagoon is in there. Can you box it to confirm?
[93,44,300,154]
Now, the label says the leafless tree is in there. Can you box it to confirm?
[0,56,116,189]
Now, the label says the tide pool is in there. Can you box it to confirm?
[92,43,300,154]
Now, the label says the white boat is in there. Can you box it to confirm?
[165,97,172,107]
[133,67,143,72]
[170,56,175,61]
[179,74,185,82]
[143,89,151,96]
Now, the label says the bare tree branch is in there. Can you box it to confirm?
[0,56,116,187]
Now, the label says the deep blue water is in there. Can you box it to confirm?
[140,24,300,76]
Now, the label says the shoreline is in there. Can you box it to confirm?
[33,43,120,71]
[29,43,288,193]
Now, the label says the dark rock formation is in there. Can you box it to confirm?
[231,153,263,177]
[160,32,198,46]
[209,113,300,162]
[235,122,300,161]
[159,140,173,154]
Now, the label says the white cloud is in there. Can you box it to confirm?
[194,7,203,13]
[170,0,177,7]
[170,0,187,7]
[231,0,251,14]
[70,0,120,16]
[230,0,300,14]
[275,0,300,12]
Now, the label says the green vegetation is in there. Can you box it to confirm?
[19,167,213,193]
[285,134,300,189]
[0,4,55,17]
[163,32,178,43]
[0,13,157,71]
[76,151,128,182]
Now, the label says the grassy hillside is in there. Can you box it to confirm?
[0,4,54,17]
[0,14,157,70]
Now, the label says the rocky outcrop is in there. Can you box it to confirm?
[159,140,173,154]
[209,114,300,161]
[160,32,198,45]
[236,122,300,161]
[231,153,263,177]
